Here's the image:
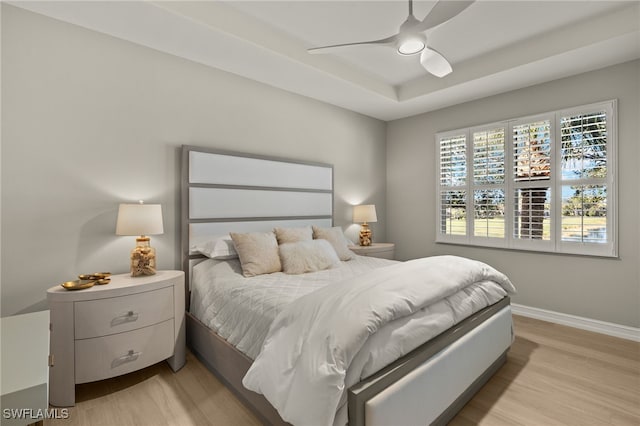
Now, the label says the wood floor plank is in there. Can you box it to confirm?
[46,315,639,425]
[450,315,640,426]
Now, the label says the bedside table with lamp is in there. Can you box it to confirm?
[351,204,396,259]
[47,202,185,407]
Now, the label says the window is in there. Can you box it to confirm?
[436,100,617,257]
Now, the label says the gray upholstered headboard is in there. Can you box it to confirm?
[181,145,334,308]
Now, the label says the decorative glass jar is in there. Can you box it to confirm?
[130,237,156,276]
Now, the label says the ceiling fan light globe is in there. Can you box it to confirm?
[397,39,425,56]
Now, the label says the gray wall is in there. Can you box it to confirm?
[387,60,640,328]
[3,5,637,329]
[1,5,387,316]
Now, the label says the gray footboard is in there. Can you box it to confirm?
[347,296,511,426]
[188,296,510,426]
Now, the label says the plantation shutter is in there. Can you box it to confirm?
[438,133,467,239]
[471,126,506,242]
[434,100,615,256]
[511,117,553,246]
[557,104,615,256]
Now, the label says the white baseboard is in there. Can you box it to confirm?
[511,303,640,342]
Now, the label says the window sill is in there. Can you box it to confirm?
[434,240,619,260]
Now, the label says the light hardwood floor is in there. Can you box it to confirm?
[46,315,639,425]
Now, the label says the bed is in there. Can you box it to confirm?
[181,145,515,426]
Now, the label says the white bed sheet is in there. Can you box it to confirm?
[190,255,397,359]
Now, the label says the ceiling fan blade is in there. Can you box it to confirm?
[308,35,397,54]
[420,47,452,77]
[414,0,474,33]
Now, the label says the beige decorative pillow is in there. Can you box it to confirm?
[279,240,340,275]
[230,232,282,277]
[274,226,313,245]
[312,226,355,261]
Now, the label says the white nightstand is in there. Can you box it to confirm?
[1,311,49,426]
[349,243,395,260]
[47,270,185,407]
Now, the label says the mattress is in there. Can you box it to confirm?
[190,255,398,359]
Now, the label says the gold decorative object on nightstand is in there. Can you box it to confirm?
[60,280,95,291]
[353,204,377,246]
[61,273,112,290]
[78,272,111,285]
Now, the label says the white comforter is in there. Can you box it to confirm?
[190,255,397,359]
[242,255,516,426]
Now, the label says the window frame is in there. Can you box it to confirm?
[435,100,617,257]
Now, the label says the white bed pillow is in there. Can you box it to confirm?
[279,240,340,275]
[230,231,282,277]
[191,235,238,259]
[274,226,313,244]
[312,226,355,261]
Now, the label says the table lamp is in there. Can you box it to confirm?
[353,204,377,246]
[116,201,164,276]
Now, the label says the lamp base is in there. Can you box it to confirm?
[130,237,157,277]
[359,223,373,246]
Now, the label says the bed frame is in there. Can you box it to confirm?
[181,145,512,426]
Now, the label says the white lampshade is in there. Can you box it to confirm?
[116,203,164,236]
[353,204,377,223]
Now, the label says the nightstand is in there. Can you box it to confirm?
[47,270,185,407]
[1,311,49,426]
[349,243,395,260]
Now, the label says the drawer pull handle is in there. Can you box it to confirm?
[111,350,141,368]
[111,311,139,327]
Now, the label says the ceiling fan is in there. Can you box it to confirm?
[307,0,474,78]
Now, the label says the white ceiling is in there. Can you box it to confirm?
[10,0,640,121]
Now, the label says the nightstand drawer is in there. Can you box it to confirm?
[75,319,174,384]
[74,287,173,339]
